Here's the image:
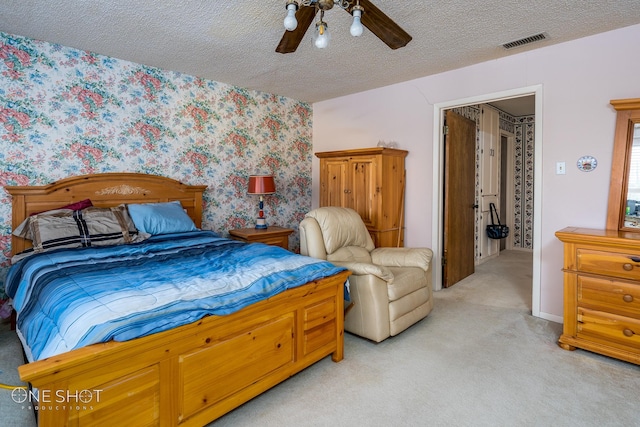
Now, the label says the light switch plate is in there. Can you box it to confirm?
[556,162,566,175]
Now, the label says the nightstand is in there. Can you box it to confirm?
[228,226,294,250]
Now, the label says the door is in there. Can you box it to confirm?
[480,106,500,196]
[320,158,349,207]
[319,156,377,227]
[443,110,476,287]
[349,156,377,228]
[478,106,501,261]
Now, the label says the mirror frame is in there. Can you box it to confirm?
[606,98,640,231]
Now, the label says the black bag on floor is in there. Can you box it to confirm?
[486,203,509,239]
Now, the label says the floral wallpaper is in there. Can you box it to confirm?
[0,32,313,301]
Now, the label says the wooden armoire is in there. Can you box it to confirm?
[316,147,407,247]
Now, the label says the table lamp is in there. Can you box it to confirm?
[247,175,276,229]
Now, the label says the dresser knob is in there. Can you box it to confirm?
[622,263,634,271]
[623,328,635,337]
[623,294,634,303]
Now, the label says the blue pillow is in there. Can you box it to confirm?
[127,201,198,235]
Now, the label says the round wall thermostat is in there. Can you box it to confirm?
[577,155,597,172]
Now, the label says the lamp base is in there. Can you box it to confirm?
[255,218,268,229]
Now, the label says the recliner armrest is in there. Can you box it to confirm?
[330,261,394,283]
[371,247,433,272]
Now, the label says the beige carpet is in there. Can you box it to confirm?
[0,318,34,426]
[1,250,638,426]
[213,250,640,426]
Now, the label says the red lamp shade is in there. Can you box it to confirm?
[247,175,276,229]
[247,175,276,195]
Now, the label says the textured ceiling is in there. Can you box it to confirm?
[1,1,640,108]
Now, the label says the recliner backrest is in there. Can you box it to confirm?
[299,216,327,260]
[304,207,375,255]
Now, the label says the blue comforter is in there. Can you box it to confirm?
[6,231,345,362]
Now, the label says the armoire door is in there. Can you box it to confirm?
[349,156,377,228]
[320,158,349,208]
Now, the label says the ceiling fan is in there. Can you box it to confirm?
[276,0,412,54]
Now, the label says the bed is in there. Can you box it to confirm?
[4,173,350,426]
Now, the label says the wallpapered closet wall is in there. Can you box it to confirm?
[0,32,313,287]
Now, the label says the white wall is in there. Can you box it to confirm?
[312,23,640,320]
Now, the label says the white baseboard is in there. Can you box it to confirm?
[508,247,533,253]
[536,311,563,324]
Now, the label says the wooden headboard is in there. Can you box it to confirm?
[5,173,207,255]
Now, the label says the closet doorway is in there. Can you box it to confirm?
[431,85,543,318]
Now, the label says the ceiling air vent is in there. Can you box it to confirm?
[501,33,548,50]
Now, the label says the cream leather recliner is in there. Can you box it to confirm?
[299,207,434,343]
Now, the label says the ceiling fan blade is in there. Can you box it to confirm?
[348,0,412,50]
[276,6,317,54]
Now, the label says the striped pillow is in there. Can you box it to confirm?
[12,205,149,262]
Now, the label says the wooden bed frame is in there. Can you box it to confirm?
[5,173,349,426]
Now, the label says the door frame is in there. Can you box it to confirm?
[431,85,543,318]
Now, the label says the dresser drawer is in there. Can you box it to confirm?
[577,275,640,319]
[576,248,640,280]
[577,308,640,352]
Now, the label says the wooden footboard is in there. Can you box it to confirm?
[18,270,349,426]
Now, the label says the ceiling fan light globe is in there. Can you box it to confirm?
[313,22,330,48]
[350,10,363,37]
[284,3,298,31]
[314,33,330,48]
[315,38,329,48]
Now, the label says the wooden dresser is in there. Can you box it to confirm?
[555,227,640,364]
[316,147,406,247]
